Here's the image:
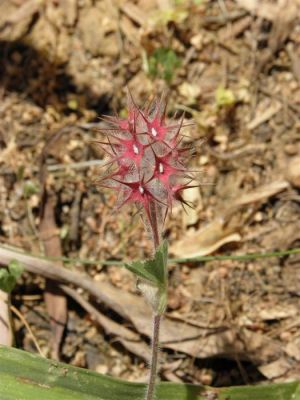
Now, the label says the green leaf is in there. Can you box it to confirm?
[23,181,39,198]
[0,270,15,293]
[125,241,168,289]
[125,241,168,313]
[1,345,300,400]
[148,48,181,83]
[0,260,23,293]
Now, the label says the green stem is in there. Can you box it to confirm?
[148,201,161,250]
[145,314,161,400]
[145,201,163,400]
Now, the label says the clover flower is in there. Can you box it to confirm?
[94,92,196,237]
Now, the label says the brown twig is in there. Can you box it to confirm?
[39,129,68,360]
[0,246,129,319]
[0,246,151,360]
[10,304,45,357]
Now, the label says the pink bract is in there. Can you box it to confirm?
[95,92,196,223]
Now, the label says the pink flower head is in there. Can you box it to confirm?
[95,91,197,225]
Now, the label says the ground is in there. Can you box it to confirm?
[1,0,300,388]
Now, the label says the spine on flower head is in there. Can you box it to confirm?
[94,90,196,232]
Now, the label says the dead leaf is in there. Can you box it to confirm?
[285,338,300,361]
[259,357,292,380]
[171,180,289,258]
[170,219,241,258]
[233,180,290,207]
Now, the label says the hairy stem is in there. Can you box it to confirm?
[145,201,163,400]
[148,201,161,250]
[145,314,161,400]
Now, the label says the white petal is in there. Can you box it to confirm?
[151,127,158,137]
[133,144,139,154]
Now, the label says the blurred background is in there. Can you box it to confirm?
[1,0,300,388]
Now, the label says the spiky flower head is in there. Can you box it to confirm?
[94,91,196,232]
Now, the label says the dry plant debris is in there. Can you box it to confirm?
[0,0,300,387]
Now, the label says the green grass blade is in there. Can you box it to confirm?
[1,345,300,400]
[223,382,300,400]
[2,244,300,268]
[0,345,203,400]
